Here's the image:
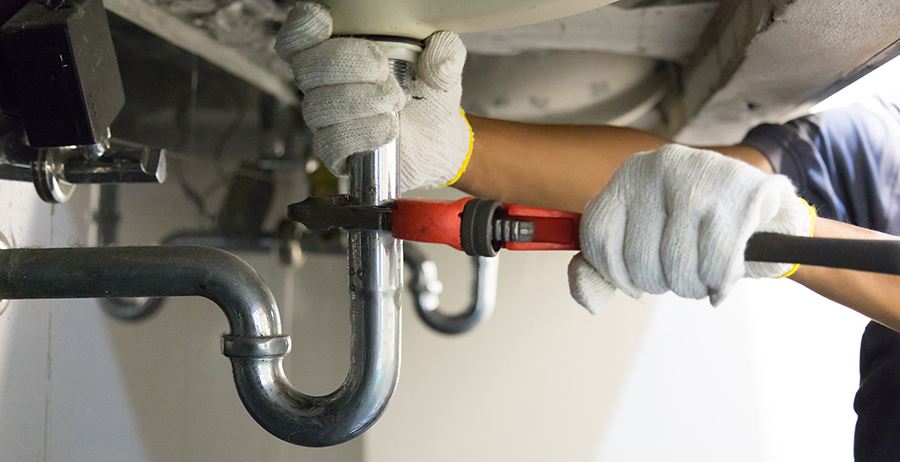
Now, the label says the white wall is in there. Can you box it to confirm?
[0,177,869,461]
[0,180,152,462]
[594,281,867,462]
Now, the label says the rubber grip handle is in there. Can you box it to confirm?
[745,232,900,276]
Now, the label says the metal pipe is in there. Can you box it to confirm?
[0,246,280,336]
[93,184,164,322]
[302,54,409,444]
[179,54,415,446]
[91,182,344,323]
[0,245,378,446]
[33,46,410,445]
[405,244,499,334]
[234,54,411,444]
[96,50,407,445]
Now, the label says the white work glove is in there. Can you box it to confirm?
[568,144,816,313]
[274,2,473,192]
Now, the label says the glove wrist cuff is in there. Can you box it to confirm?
[775,197,817,278]
[439,108,475,188]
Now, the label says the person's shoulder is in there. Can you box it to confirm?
[818,94,900,145]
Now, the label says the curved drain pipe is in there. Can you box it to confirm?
[0,44,412,446]
[0,245,398,446]
[405,244,498,334]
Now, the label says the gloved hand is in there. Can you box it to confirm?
[274,2,473,192]
[568,144,816,313]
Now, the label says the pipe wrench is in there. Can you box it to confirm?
[288,195,900,275]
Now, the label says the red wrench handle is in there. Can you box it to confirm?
[391,198,581,252]
[391,198,900,277]
[391,198,470,251]
[503,203,581,251]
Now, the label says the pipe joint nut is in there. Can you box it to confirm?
[222,335,291,358]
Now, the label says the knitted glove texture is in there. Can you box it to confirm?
[568,144,814,314]
[275,2,471,192]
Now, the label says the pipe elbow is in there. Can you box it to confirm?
[0,245,399,447]
[227,356,397,447]
[207,249,398,446]
[185,247,282,338]
[408,252,499,335]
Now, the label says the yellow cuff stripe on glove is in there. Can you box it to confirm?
[440,107,474,188]
[777,197,817,279]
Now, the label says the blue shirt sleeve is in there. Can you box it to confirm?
[740,96,900,462]
[741,97,900,234]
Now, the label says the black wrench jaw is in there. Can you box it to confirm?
[287,195,393,232]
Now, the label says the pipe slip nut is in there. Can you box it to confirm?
[222,335,291,358]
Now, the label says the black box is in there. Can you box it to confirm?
[1,0,125,147]
[0,0,29,120]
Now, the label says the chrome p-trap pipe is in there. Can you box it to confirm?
[0,245,369,446]
[0,48,415,447]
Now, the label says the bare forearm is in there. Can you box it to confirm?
[454,116,667,212]
[455,116,770,212]
[789,218,900,332]
[456,118,900,331]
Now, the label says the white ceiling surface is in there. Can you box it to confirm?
[459,2,719,62]
[319,0,619,39]
[677,0,900,145]
[462,51,666,125]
